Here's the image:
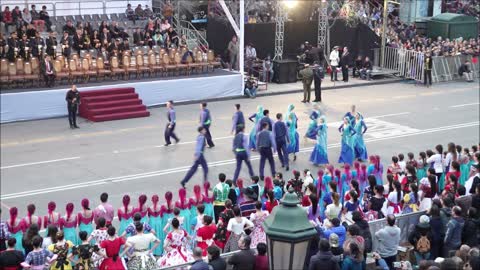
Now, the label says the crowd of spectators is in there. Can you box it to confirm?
[0,142,479,269]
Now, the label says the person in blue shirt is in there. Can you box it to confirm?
[199,102,214,148]
[343,104,356,126]
[180,126,208,188]
[258,109,274,132]
[256,122,276,180]
[231,104,245,135]
[232,125,255,184]
[164,100,180,146]
[274,113,290,171]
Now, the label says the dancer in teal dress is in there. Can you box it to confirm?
[7,207,24,251]
[160,192,175,254]
[416,152,428,181]
[338,117,356,165]
[77,199,94,243]
[135,194,149,224]
[61,203,78,245]
[305,107,320,141]
[353,112,368,161]
[43,201,61,238]
[310,116,329,165]
[176,188,192,235]
[248,105,263,150]
[117,195,133,236]
[341,164,355,204]
[203,182,215,218]
[148,195,163,256]
[459,148,472,186]
[286,104,300,161]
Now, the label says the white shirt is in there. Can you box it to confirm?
[465,173,479,195]
[398,161,406,173]
[329,50,339,66]
[427,154,444,173]
[127,233,158,253]
[246,47,256,59]
[444,152,457,170]
[227,217,254,235]
[325,203,342,220]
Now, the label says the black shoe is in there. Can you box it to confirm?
[208,145,215,148]
[281,164,285,168]
[74,125,79,128]
[180,181,186,189]
[70,125,74,129]
[286,166,289,171]
[293,155,297,161]
[164,143,171,146]
[175,139,180,144]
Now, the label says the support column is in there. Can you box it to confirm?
[239,0,245,92]
[317,0,328,50]
[274,2,285,60]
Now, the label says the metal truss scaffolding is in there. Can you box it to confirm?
[317,1,328,50]
[274,3,286,60]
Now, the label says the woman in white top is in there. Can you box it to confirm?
[426,145,444,180]
[126,222,160,270]
[224,206,254,252]
[42,225,58,249]
[324,192,342,228]
[249,202,269,249]
[444,142,458,172]
[386,181,403,215]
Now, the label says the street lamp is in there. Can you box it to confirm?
[262,188,318,270]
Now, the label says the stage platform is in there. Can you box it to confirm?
[1,70,242,123]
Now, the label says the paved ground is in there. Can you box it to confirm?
[1,80,479,224]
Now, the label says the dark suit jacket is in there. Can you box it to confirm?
[228,248,256,270]
[40,60,56,76]
[455,195,472,217]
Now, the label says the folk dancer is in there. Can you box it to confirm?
[164,100,180,146]
[256,122,276,181]
[274,113,290,171]
[199,103,214,148]
[232,125,255,184]
[180,127,209,188]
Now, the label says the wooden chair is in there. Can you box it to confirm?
[148,53,163,77]
[69,59,84,83]
[54,60,69,84]
[82,58,97,82]
[186,54,200,75]
[31,57,40,74]
[174,52,188,76]
[136,53,150,78]
[96,57,111,81]
[123,55,137,80]
[207,50,221,71]
[23,62,39,87]
[57,55,68,72]
[0,59,9,86]
[168,48,176,63]
[8,62,24,87]
[196,51,208,73]
[163,53,176,76]
[110,57,124,80]
[16,58,25,75]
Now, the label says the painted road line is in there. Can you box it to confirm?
[1,121,478,200]
[0,157,81,169]
[369,112,411,118]
[449,102,480,108]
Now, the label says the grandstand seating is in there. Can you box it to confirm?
[78,87,150,122]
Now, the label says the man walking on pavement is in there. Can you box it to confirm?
[258,109,274,132]
[232,125,255,184]
[274,113,290,171]
[164,100,180,146]
[180,127,208,188]
[231,104,245,135]
[200,102,215,148]
[257,122,276,180]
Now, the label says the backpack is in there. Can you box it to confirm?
[416,235,431,253]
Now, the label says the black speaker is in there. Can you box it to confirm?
[273,59,298,84]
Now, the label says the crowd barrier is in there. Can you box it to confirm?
[375,47,479,84]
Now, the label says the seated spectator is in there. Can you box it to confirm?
[144,5,153,19]
[458,60,474,82]
[30,5,44,31]
[309,238,340,270]
[135,4,144,20]
[133,28,144,46]
[39,6,52,31]
[360,57,373,80]
[255,243,268,270]
[11,6,22,29]
[22,8,32,26]
[2,7,13,33]
[63,20,76,37]
[262,55,274,82]
[244,76,257,99]
[125,4,136,22]
[160,19,171,33]
[375,215,400,269]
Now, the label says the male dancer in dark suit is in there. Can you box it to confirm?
[164,100,180,146]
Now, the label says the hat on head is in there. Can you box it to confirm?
[418,215,430,228]
[329,233,339,247]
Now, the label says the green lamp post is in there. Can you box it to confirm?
[262,188,318,270]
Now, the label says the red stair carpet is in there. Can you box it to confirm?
[79,87,150,122]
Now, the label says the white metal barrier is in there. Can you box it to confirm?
[382,46,424,82]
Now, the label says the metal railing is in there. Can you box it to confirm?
[178,19,209,51]
[0,0,150,17]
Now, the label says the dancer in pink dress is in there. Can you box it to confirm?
[157,218,193,267]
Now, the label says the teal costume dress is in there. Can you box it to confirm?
[139,210,149,224]
[176,202,192,236]
[310,120,329,165]
[305,110,319,140]
[353,118,368,161]
[77,213,94,243]
[117,209,133,237]
[160,206,174,255]
[459,157,472,186]
[338,121,356,165]
[248,106,263,150]
[286,104,300,154]
[61,217,78,245]
[148,206,163,256]
[8,221,24,252]
[416,159,427,182]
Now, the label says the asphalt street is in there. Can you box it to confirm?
[1,80,479,223]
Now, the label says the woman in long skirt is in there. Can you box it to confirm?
[338,117,356,165]
[148,195,163,256]
[416,152,428,181]
[310,116,329,166]
[248,105,263,150]
[7,207,24,251]
[60,203,78,245]
[286,104,300,161]
[77,199,94,241]
[160,192,175,254]
[157,218,193,267]
[353,112,368,161]
[305,108,320,141]
[117,195,134,236]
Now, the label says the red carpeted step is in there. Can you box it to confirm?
[89,104,146,115]
[86,99,142,110]
[79,87,135,97]
[82,93,139,103]
[91,111,150,122]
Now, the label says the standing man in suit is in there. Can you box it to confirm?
[231,104,245,135]
[340,47,351,82]
[274,113,290,171]
[164,100,180,146]
[232,125,255,184]
[41,55,55,87]
[257,122,276,180]
[65,85,80,129]
[180,126,208,188]
[200,102,214,148]
[312,62,324,102]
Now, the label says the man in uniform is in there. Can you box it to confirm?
[65,85,80,129]
[312,62,324,102]
[180,127,208,188]
[231,104,245,135]
[199,102,214,148]
[256,122,276,180]
[164,100,180,146]
[274,113,290,171]
[300,64,314,103]
[232,125,255,184]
